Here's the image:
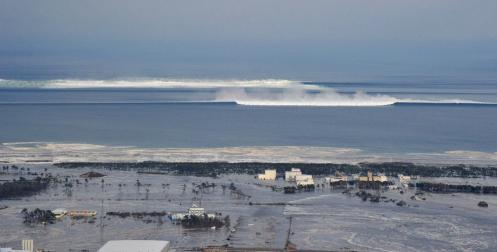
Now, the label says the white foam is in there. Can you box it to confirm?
[396,98,489,105]
[215,88,491,107]
[1,142,496,165]
[1,78,492,106]
[0,79,306,89]
[216,88,398,106]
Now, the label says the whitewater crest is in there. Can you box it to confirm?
[0,78,491,107]
[1,142,496,165]
[215,86,492,107]
[216,88,399,106]
[0,78,305,89]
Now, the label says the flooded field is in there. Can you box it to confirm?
[1,165,497,251]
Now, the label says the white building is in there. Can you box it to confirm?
[98,240,170,252]
[374,174,388,182]
[170,212,187,221]
[285,168,302,182]
[257,169,276,180]
[1,240,33,252]
[21,240,32,252]
[324,174,348,183]
[170,204,216,221]
[359,171,388,182]
[52,208,68,219]
[295,174,314,186]
[188,204,205,216]
[0,248,27,252]
[0,248,29,252]
[398,174,411,184]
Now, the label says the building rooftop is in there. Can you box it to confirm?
[98,240,170,252]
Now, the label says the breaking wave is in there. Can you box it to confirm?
[215,88,490,107]
[0,78,308,89]
[2,142,497,165]
[0,78,493,107]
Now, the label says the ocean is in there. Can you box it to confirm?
[0,79,496,160]
[2,79,497,251]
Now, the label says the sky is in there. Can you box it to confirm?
[1,0,497,81]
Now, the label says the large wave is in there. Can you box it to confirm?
[215,87,489,107]
[0,78,492,106]
[0,78,307,89]
[216,88,397,106]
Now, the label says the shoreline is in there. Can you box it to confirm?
[1,142,497,166]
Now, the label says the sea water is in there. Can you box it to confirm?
[0,79,496,155]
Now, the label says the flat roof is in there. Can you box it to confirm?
[98,240,170,252]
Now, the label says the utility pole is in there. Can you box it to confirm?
[100,198,104,245]
[285,216,297,251]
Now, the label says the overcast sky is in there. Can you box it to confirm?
[1,0,497,81]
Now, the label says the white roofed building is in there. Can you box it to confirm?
[188,204,205,216]
[0,249,29,252]
[52,208,68,219]
[324,174,348,183]
[295,174,314,186]
[374,174,388,182]
[98,240,170,252]
[257,169,276,180]
[398,174,411,184]
[285,168,302,182]
[359,171,388,182]
[170,204,216,221]
[1,240,33,252]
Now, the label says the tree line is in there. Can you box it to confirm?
[54,161,497,178]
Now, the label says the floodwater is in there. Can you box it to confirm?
[1,165,497,251]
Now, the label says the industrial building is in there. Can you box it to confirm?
[285,168,302,182]
[257,169,276,180]
[295,174,314,186]
[359,171,388,182]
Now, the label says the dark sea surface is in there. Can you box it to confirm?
[0,80,496,154]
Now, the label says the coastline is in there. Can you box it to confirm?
[1,142,497,166]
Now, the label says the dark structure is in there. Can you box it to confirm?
[416,182,497,194]
[284,186,296,194]
[0,177,50,200]
[478,201,489,207]
[21,208,56,224]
